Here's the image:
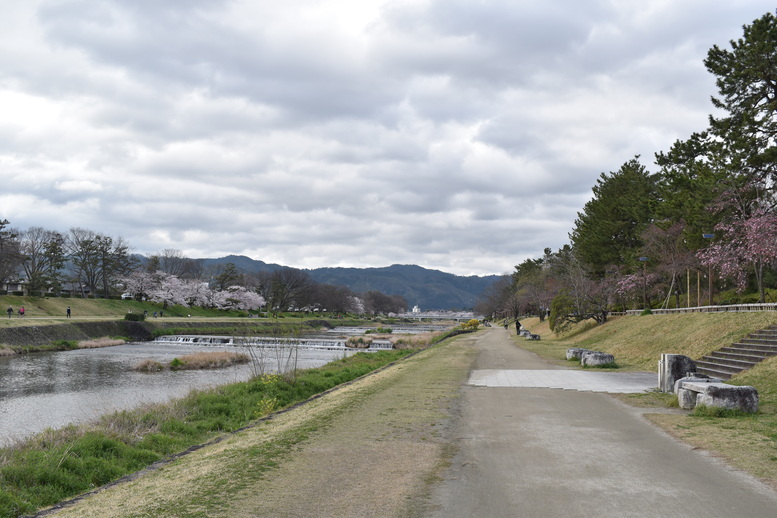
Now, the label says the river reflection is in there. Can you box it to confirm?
[0,341,354,445]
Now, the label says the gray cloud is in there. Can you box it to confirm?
[1,0,774,276]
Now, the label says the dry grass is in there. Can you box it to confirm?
[134,352,249,372]
[391,331,438,349]
[78,338,126,349]
[0,347,15,356]
[176,351,250,369]
[134,359,164,372]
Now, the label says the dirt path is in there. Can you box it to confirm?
[42,332,479,517]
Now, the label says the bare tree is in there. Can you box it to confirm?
[0,220,23,289]
[159,249,188,277]
[19,227,66,296]
[268,268,314,313]
[67,228,136,297]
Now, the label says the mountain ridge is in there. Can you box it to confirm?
[201,255,500,310]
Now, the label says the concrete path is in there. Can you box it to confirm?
[427,327,777,517]
[468,370,657,393]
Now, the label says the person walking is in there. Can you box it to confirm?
[6,306,12,319]
[66,306,71,318]
[19,306,25,318]
[515,320,521,334]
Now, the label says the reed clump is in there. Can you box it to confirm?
[78,337,126,349]
[133,352,249,372]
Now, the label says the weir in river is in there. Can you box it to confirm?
[153,335,395,350]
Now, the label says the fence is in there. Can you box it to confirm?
[622,303,777,315]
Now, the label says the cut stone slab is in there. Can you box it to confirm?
[658,354,697,393]
[581,351,615,367]
[566,348,588,360]
[694,383,759,413]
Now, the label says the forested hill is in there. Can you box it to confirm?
[202,256,500,310]
[310,264,500,310]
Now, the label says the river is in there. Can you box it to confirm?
[0,338,358,446]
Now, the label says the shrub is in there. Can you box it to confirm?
[52,340,79,350]
[346,336,373,348]
[460,319,480,331]
[124,313,145,322]
[640,308,653,316]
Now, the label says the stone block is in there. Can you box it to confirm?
[581,351,615,367]
[677,388,698,410]
[566,348,589,360]
[696,384,759,413]
[658,354,697,393]
[673,376,723,395]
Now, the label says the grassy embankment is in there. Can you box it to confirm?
[520,312,777,489]
[0,294,260,327]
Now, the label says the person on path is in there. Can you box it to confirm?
[6,306,12,319]
[66,306,71,318]
[515,320,521,334]
[19,306,24,318]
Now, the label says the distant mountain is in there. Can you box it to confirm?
[200,256,500,310]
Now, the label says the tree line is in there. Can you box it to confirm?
[476,11,777,331]
[0,225,407,315]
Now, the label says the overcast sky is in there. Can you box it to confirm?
[1,1,773,276]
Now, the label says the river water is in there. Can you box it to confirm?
[0,339,357,446]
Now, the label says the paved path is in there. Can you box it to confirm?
[427,327,777,517]
[469,369,657,393]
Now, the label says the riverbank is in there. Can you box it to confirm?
[35,331,478,517]
[0,319,347,351]
[1,347,424,517]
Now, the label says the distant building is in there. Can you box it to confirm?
[412,305,420,313]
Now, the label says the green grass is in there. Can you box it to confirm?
[0,349,414,518]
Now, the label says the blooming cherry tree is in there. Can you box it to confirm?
[212,285,265,311]
[698,206,777,302]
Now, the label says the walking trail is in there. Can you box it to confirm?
[42,327,777,517]
[427,327,777,517]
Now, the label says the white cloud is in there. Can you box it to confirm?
[0,0,774,276]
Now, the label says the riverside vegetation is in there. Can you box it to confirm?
[521,312,777,489]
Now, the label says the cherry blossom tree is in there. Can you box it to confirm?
[146,272,188,307]
[122,270,156,300]
[348,295,365,315]
[212,286,265,311]
[698,206,777,302]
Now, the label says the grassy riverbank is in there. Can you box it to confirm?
[521,312,777,489]
[0,348,417,517]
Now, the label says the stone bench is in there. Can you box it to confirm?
[674,377,759,412]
